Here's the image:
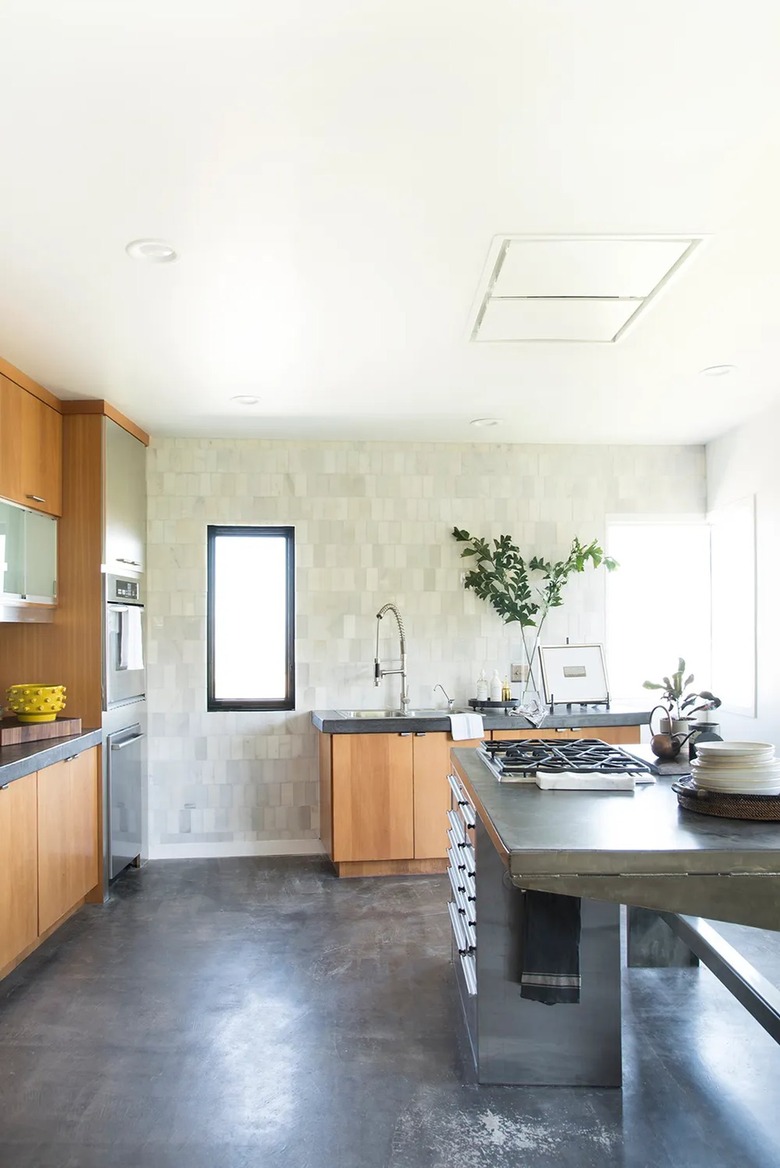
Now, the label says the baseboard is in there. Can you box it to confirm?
[148,839,326,860]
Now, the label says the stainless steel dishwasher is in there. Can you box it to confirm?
[107,722,144,879]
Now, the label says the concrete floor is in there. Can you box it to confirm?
[0,857,779,1168]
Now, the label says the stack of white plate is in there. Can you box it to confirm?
[690,740,780,795]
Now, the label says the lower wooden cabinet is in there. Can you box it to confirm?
[331,733,414,862]
[38,749,99,934]
[321,725,642,874]
[413,733,482,858]
[0,746,99,979]
[324,731,482,869]
[0,771,38,972]
[490,725,640,745]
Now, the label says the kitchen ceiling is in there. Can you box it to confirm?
[1,0,780,445]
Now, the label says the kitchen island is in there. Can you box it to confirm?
[449,744,780,1086]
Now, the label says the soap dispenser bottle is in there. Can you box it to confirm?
[489,669,502,702]
[476,670,489,702]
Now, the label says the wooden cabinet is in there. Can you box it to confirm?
[490,725,640,745]
[325,731,483,873]
[0,772,38,974]
[0,374,62,517]
[413,733,482,858]
[0,374,23,503]
[104,417,147,573]
[37,749,99,934]
[331,733,414,862]
[20,391,62,517]
[0,746,100,982]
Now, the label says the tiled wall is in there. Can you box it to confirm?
[147,438,705,856]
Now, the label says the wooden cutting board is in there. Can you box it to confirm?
[0,715,83,746]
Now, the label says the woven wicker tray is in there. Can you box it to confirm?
[672,778,780,821]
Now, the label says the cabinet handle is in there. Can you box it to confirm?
[0,783,8,791]
[116,558,142,567]
[26,494,46,503]
[64,754,78,762]
[414,731,427,737]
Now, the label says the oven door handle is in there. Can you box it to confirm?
[111,733,145,750]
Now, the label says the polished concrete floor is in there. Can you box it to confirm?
[1,857,779,1168]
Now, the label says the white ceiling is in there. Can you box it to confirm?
[2,0,780,445]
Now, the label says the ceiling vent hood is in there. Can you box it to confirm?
[469,235,704,343]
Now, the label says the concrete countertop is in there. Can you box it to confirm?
[451,745,780,930]
[311,705,651,734]
[0,729,102,786]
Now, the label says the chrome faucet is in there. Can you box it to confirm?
[434,683,454,712]
[374,603,409,714]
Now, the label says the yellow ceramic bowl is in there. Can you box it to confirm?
[5,684,67,723]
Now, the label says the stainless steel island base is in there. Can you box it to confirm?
[454,815,622,1086]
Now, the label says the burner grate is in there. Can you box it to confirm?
[483,738,652,778]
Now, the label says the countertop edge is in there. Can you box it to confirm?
[311,708,651,733]
[0,729,102,785]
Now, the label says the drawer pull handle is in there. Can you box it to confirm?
[448,901,472,955]
[460,953,477,996]
[26,494,46,503]
[111,734,145,750]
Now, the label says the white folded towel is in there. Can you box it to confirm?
[449,712,485,741]
[119,605,145,671]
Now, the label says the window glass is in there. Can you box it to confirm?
[207,526,295,711]
[605,520,711,708]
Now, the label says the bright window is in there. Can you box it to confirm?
[605,519,711,708]
[207,526,295,711]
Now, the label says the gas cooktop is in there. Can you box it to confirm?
[480,738,656,787]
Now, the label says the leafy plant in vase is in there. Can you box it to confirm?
[452,527,618,710]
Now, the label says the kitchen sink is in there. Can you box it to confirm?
[336,708,452,719]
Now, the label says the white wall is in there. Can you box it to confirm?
[707,398,780,747]
[147,438,705,857]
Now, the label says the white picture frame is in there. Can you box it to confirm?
[539,644,609,705]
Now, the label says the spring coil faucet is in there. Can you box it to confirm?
[374,603,409,714]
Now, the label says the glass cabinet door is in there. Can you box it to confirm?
[24,509,57,601]
[0,500,25,596]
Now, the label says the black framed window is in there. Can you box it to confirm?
[207,525,295,711]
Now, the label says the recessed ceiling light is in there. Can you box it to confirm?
[700,364,736,377]
[231,395,261,405]
[125,238,178,263]
[470,417,502,428]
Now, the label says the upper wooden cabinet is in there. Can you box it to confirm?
[20,391,62,516]
[0,374,62,517]
[0,374,24,503]
[104,417,146,573]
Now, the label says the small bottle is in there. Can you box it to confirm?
[501,676,511,702]
[489,669,502,702]
[476,670,489,702]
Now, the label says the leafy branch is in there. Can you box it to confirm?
[452,527,618,697]
[452,527,617,631]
